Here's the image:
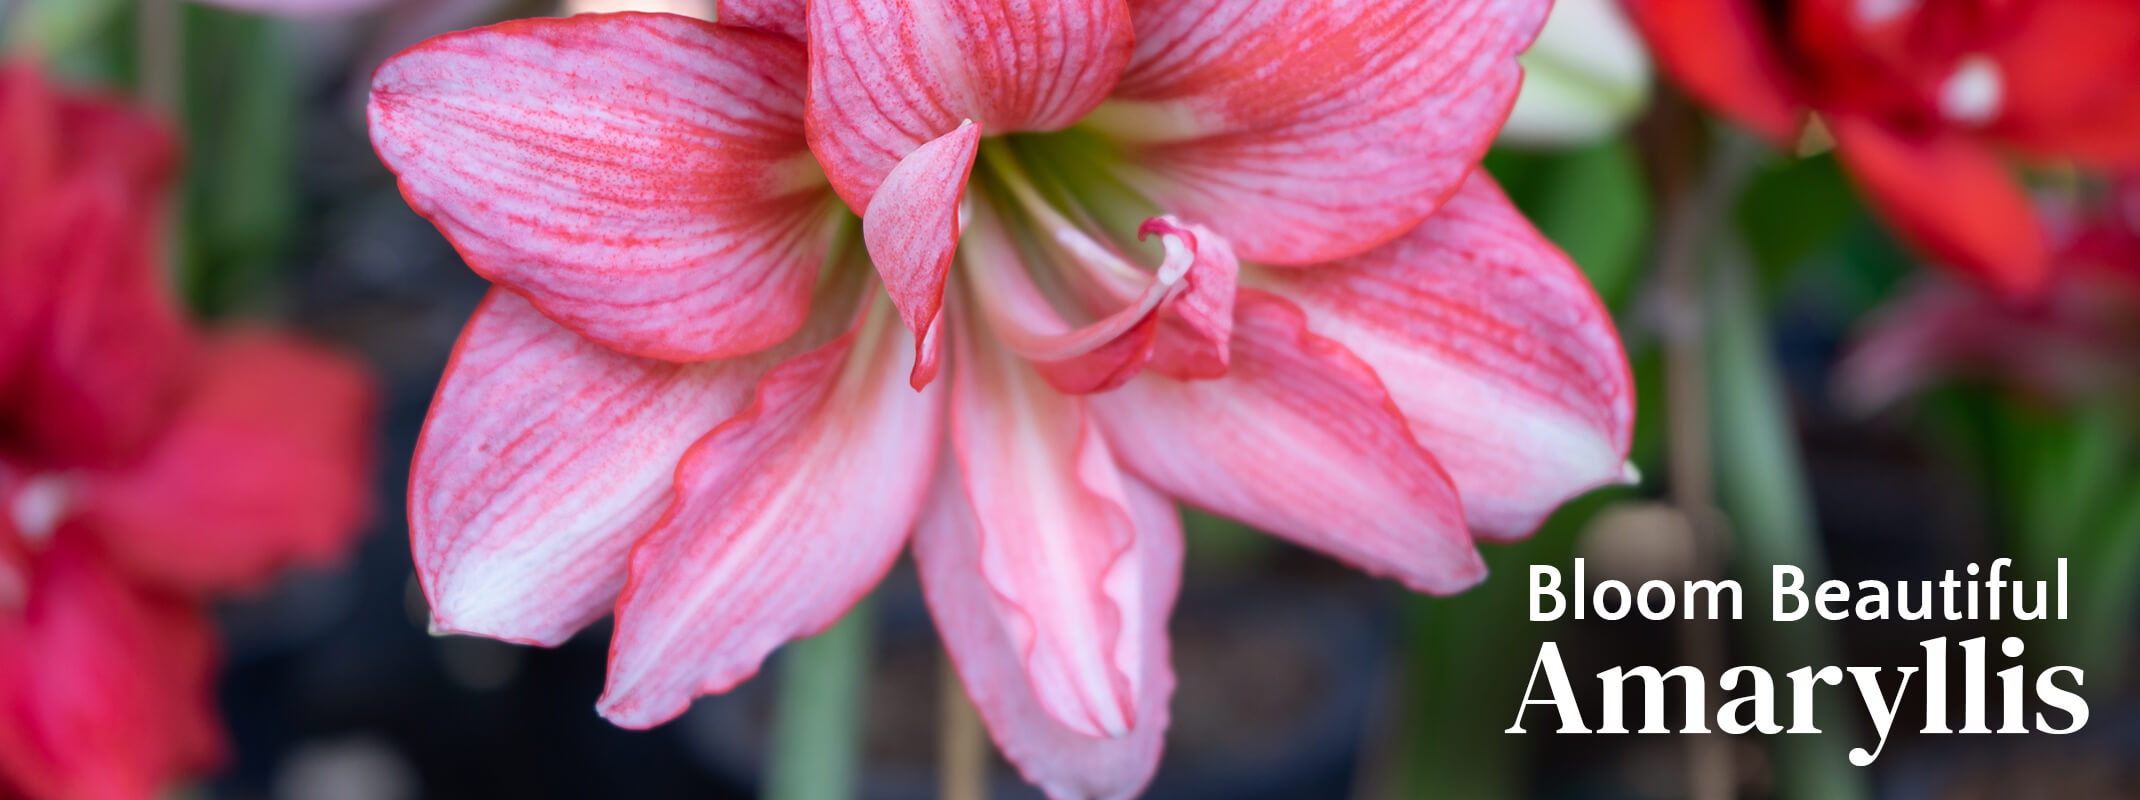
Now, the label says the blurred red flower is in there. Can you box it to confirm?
[0,64,378,800]
[1624,0,2140,296]
[1841,177,2140,409]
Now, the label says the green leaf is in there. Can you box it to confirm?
[5,0,129,58]
[1735,153,1858,283]
[177,3,298,316]
[1395,490,1622,800]
[1706,250,1871,800]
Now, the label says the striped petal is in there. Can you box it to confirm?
[862,121,981,389]
[1091,291,1483,594]
[598,295,944,728]
[369,13,840,362]
[1135,218,1235,380]
[408,290,804,646]
[915,461,1179,800]
[804,0,1133,211]
[718,0,806,39]
[1257,174,1633,540]
[1088,0,1548,265]
[942,294,1150,739]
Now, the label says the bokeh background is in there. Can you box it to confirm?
[7,0,2140,798]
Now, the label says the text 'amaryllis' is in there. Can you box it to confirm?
[368,3,1633,797]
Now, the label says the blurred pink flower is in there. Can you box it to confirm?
[369,5,1632,796]
[0,64,378,800]
[1842,178,2140,410]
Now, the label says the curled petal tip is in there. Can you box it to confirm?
[1619,461,1643,486]
[1137,217,1200,287]
[1135,216,1190,243]
[910,315,945,390]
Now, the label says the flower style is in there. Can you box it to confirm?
[1841,177,2140,410]
[0,65,377,800]
[370,3,1632,796]
[1623,0,2140,295]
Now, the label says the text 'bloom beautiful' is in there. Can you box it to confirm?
[369,2,1633,797]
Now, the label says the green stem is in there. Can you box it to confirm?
[765,596,876,800]
[2062,466,2140,681]
[1391,494,1610,800]
[4,0,127,56]
[1706,251,1870,800]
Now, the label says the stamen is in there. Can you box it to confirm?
[1138,218,1198,286]
[960,190,1178,362]
[978,139,1148,290]
[9,474,72,548]
[1939,55,2003,126]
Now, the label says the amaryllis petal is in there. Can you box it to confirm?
[368,13,840,362]
[1,65,180,417]
[1619,0,1803,145]
[863,121,981,389]
[79,332,375,594]
[1829,114,2050,296]
[1089,0,1547,265]
[915,462,1179,800]
[1090,291,1484,594]
[1136,218,1235,380]
[1834,282,1989,413]
[2,179,192,469]
[1986,0,2140,167]
[804,0,1133,211]
[1256,174,1633,540]
[0,534,222,800]
[0,78,190,468]
[946,297,1147,738]
[598,296,943,728]
[718,0,806,39]
[408,291,788,646]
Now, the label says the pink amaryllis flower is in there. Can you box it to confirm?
[371,3,1631,795]
[0,65,378,800]
[1622,0,2140,296]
